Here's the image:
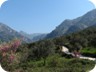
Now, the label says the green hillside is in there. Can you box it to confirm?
[2,25,96,72]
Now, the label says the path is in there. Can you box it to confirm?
[61,46,96,72]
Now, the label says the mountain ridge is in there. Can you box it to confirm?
[20,31,47,42]
[0,23,31,43]
[45,9,96,38]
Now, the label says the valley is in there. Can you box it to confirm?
[0,9,96,72]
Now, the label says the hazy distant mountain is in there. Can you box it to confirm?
[0,23,31,43]
[20,31,47,42]
[20,31,40,39]
[46,9,96,38]
[32,34,47,42]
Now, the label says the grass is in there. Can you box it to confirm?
[80,47,96,54]
[17,55,95,72]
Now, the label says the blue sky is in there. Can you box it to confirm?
[0,0,95,34]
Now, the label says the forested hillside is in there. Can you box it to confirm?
[3,24,96,72]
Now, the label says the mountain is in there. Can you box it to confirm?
[46,9,96,38]
[0,23,31,43]
[32,34,47,42]
[20,31,41,40]
[20,31,47,42]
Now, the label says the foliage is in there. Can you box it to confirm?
[15,55,94,72]
[1,24,96,72]
[0,38,21,71]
